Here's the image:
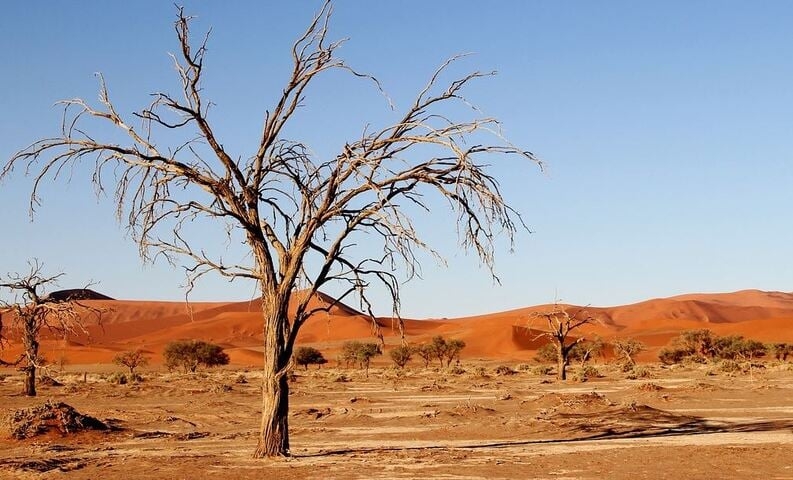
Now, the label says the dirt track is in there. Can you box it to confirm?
[1,362,793,479]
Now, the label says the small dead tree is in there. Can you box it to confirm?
[529,305,596,381]
[4,4,539,456]
[0,260,98,396]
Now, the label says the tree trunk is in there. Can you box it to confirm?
[24,365,36,396]
[255,366,290,457]
[557,355,567,381]
[253,291,293,458]
[23,327,38,397]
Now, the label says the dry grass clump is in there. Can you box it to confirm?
[6,401,112,439]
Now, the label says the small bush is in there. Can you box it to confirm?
[515,363,532,372]
[293,346,328,370]
[163,340,230,373]
[235,374,248,384]
[211,383,233,393]
[574,365,600,382]
[626,366,651,380]
[718,359,743,374]
[534,344,558,363]
[494,365,516,376]
[108,372,128,385]
[332,373,350,383]
[341,341,382,374]
[448,365,466,375]
[389,345,413,368]
[533,365,554,376]
[474,366,489,377]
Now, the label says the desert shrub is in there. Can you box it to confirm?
[570,336,606,365]
[515,363,532,372]
[420,336,466,368]
[211,383,233,393]
[612,338,646,367]
[574,365,600,382]
[235,374,248,384]
[415,343,435,368]
[163,340,230,373]
[113,349,149,375]
[293,346,327,370]
[341,341,382,374]
[533,365,554,376]
[448,365,466,375]
[108,372,128,385]
[332,373,350,383]
[626,366,651,380]
[389,345,413,368]
[771,343,793,361]
[443,339,466,367]
[494,365,516,376]
[718,359,743,374]
[474,366,489,377]
[658,346,689,365]
[534,344,558,363]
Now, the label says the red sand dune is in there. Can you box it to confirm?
[1,289,792,365]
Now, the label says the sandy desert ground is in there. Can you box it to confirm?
[1,289,793,479]
[1,362,793,479]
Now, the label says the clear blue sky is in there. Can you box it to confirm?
[1,1,792,318]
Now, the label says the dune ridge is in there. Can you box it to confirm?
[1,289,791,364]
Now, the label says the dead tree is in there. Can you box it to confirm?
[3,3,540,457]
[0,260,97,396]
[529,305,596,380]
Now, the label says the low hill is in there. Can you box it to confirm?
[1,289,791,365]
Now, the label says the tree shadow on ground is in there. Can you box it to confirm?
[299,405,793,458]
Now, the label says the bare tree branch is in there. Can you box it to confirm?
[2,3,540,456]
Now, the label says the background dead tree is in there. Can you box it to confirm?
[0,260,98,396]
[3,3,540,456]
[529,304,596,380]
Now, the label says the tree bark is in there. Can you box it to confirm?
[253,291,293,458]
[23,364,36,397]
[23,326,38,396]
[557,352,567,381]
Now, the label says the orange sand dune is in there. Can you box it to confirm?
[2,289,792,365]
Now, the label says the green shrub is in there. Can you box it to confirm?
[533,365,554,376]
[534,344,558,363]
[293,346,328,370]
[341,341,382,374]
[574,365,600,382]
[389,345,413,368]
[718,359,743,374]
[163,340,230,373]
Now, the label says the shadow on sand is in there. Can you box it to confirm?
[298,406,793,458]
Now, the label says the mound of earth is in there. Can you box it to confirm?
[6,401,112,439]
[528,392,616,413]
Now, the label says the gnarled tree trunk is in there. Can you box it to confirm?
[253,292,294,458]
[557,352,568,381]
[23,324,38,396]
